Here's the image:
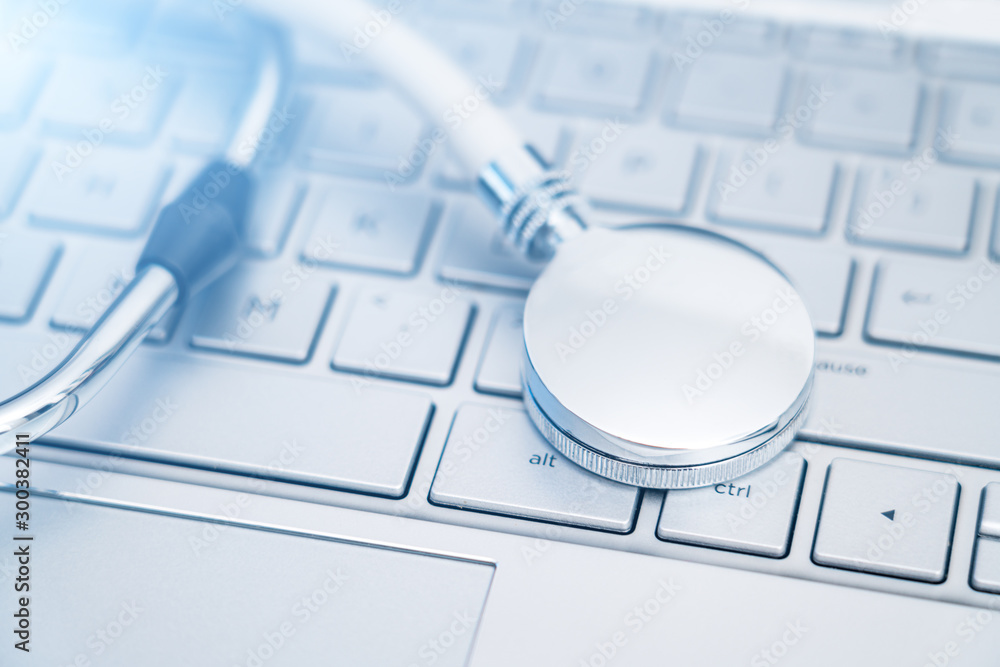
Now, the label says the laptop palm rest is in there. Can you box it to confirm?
[7,495,493,666]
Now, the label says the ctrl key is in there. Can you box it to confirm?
[656,452,806,557]
[429,404,640,532]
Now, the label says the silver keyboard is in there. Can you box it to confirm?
[2,0,1000,609]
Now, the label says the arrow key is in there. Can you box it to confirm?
[866,257,1000,360]
[813,458,959,583]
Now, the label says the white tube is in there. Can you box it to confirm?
[227,28,284,168]
[247,0,524,172]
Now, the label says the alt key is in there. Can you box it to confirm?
[429,404,640,533]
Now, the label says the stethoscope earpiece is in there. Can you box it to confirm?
[521,224,815,489]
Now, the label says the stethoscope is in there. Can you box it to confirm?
[0,0,816,489]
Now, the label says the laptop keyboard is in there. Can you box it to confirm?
[2,0,1000,605]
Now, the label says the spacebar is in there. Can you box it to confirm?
[804,345,1000,467]
[45,351,433,498]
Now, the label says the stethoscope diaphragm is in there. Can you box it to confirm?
[521,224,815,489]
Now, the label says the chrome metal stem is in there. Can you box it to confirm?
[477,146,588,260]
[0,265,180,453]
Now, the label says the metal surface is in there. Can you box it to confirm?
[50,246,177,342]
[477,146,588,259]
[522,224,816,488]
[0,265,178,453]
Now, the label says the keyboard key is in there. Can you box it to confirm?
[190,262,334,363]
[804,346,1000,466]
[0,136,38,219]
[435,154,482,191]
[429,404,640,532]
[51,245,175,342]
[164,64,253,154]
[0,328,81,391]
[437,200,546,292]
[709,146,838,234]
[577,126,699,214]
[867,257,1000,359]
[508,108,573,167]
[971,538,1000,594]
[919,42,1000,82]
[36,59,176,143]
[302,187,439,275]
[31,0,152,54]
[813,459,959,582]
[750,238,854,336]
[231,93,306,171]
[242,172,306,258]
[474,305,524,397]
[669,53,786,135]
[673,16,783,54]
[941,83,1000,167]
[300,86,426,181]
[28,147,168,235]
[995,213,1000,263]
[0,235,60,322]
[978,483,1000,539]
[333,287,474,386]
[0,54,50,129]
[799,68,922,152]
[791,28,906,68]
[429,0,529,21]
[420,20,528,103]
[434,110,569,189]
[657,452,805,557]
[290,25,377,85]
[539,1,657,37]
[848,163,976,254]
[39,352,432,497]
[144,2,254,60]
[535,36,654,116]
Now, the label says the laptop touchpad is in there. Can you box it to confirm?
[9,495,493,666]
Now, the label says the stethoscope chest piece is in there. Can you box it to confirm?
[521,224,815,489]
